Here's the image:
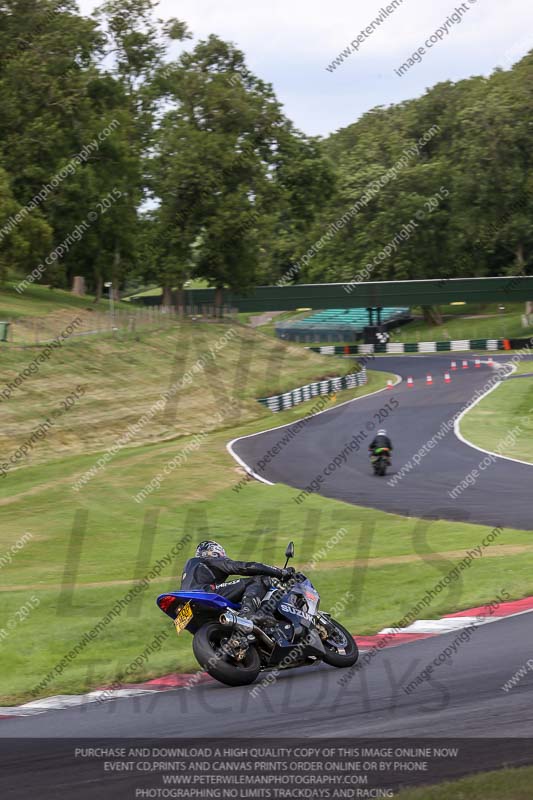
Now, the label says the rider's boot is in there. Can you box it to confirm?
[239,597,260,620]
[240,598,276,627]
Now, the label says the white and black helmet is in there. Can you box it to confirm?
[195,540,226,559]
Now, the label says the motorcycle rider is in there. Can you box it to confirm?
[368,428,393,463]
[181,540,294,620]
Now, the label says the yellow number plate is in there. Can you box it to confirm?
[174,601,193,635]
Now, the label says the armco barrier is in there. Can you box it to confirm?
[258,369,367,412]
[508,336,533,349]
[309,339,505,356]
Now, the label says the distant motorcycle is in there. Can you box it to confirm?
[371,447,391,477]
[156,542,358,687]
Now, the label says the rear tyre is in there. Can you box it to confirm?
[320,618,359,668]
[192,622,261,686]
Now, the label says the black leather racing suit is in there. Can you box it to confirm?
[180,556,283,613]
[369,434,393,459]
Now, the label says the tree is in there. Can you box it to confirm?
[451,55,533,275]
[150,35,334,306]
[0,0,190,295]
[296,54,533,322]
[0,159,52,285]
[0,0,105,285]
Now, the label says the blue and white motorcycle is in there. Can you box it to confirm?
[157,542,358,687]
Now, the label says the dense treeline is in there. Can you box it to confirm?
[303,54,533,304]
[0,0,334,299]
[0,0,531,302]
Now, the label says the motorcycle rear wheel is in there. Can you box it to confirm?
[193,622,261,686]
[320,618,359,668]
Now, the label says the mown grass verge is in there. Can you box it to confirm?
[0,321,358,467]
[1,321,532,705]
[2,431,533,704]
[460,360,533,463]
[398,765,533,799]
[0,282,131,319]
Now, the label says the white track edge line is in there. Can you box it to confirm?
[226,373,403,486]
[4,604,533,716]
[454,362,533,469]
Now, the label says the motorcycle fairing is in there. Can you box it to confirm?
[279,577,320,621]
[156,590,240,620]
[259,576,326,663]
[265,626,326,667]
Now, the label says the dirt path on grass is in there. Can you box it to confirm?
[305,544,533,570]
[2,544,532,593]
[249,311,285,327]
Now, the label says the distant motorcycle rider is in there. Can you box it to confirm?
[181,541,294,620]
[368,428,393,462]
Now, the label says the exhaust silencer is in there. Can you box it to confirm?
[219,611,255,634]
[219,611,275,650]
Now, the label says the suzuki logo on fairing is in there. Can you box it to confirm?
[280,603,313,622]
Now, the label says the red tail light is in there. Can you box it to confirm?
[159,595,176,612]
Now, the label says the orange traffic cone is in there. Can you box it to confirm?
[488,357,494,367]
[475,359,481,368]
[426,374,433,386]
[387,380,394,390]
[451,361,457,371]
[444,372,451,383]
[462,360,468,369]
[407,376,414,388]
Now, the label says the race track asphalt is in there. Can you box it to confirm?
[2,607,533,739]
[1,611,533,796]
[230,354,533,531]
[1,354,532,798]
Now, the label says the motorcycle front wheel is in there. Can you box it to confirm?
[320,618,359,668]
[192,622,261,686]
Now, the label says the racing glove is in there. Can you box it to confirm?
[280,567,296,581]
